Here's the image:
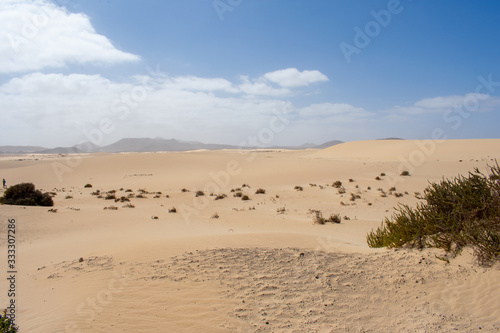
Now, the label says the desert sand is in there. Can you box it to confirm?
[1,139,500,332]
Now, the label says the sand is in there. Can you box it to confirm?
[1,139,500,332]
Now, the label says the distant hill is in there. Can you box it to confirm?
[0,137,344,154]
[0,145,47,154]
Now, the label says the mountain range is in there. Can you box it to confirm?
[0,137,346,154]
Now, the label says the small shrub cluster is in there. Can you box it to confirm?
[332,181,342,188]
[255,188,266,194]
[0,183,53,206]
[367,163,500,265]
[312,210,341,224]
[84,184,92,188]
[0,309,18,332]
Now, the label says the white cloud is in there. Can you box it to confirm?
[264,68,329,88]
[237,75,290,96]
[298,103,372,121]
[0,0,139,73]
[0,72,296,146]
[388,93,498,115]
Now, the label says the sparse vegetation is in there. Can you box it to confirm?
[349,178,354,183]
[277,207,286,214]
[255,188,266,194]
[313,210,341,224]
[400,170,411,176]
[84,184,92,188]
[380,173,386,176]
[181,188,189,193]
[233,192,243,198]
[0,309,18,332]
[367,163,500,266]
[0,183,53,207]
[332,181,342,188]
[123,203,135,208]
[105,193,116,200]
[136,194,146,199]
[241,195,250,201]
[211,212,219,219]
[103,206,118,210]
[375,176,381,181]
[337,187,346,194]
[91,190,100,196]
[294,186,303,191]
[215,194,227,200]
[65,195,73,199]
[168,207,177,213]
[195,190,205,197]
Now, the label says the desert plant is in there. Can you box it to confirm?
[326,214,341,223]
[84,184,92,188]
[105,193,116,200]
[241,195,250,201]
[181,188,189,192]
[0,309,18,332]
[294,186,303,191]
[349,178,354,183]
[233,192,243,198]
[277,207,286,214]
[367,162,500,265]
[65,195,73,199]
[380,173,386,176]
[215,194,227,200]
[337,187,346,194]
[255,188,266,194]
[136,194,146,198]
[123,203,135,208]
[0,183,53,207]
[375,176,381,181]
[332,181,342,188]
[125,189,133,192]
[91,190,100,196]
[211,212,219,219]
[400,170,411,176]
[120,196,130,202]
[168,207,177,213]
[195,190,205,197]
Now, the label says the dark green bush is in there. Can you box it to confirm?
[0,309,18,332]
[367,162,500,265]
[0,183,53,207]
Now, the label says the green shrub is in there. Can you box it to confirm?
[367,162,500,265]
[0,309,18,332]
[0,183,53,207]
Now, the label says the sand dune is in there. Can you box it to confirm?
[1,139,500,332]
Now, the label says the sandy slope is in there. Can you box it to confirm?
[0,139,499,332]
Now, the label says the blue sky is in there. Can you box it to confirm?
[1,0,499,147]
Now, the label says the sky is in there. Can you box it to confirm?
[1,0,500,148]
